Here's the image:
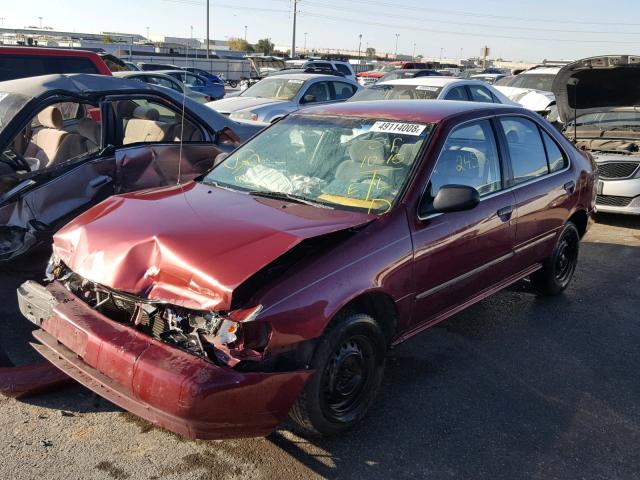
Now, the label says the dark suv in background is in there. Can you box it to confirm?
[0,46,111,81]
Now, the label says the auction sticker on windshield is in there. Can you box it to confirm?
[416,86,439,91]
[369,121,427,136]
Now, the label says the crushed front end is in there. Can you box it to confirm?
[17,257,313,439]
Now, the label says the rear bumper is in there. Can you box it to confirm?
[20,280,313,439]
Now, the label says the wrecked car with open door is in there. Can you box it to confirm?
[17,100,594,439]
[0,73,260,263]
[552,55,640,215]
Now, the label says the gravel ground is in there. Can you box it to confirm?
[0,214,639,480]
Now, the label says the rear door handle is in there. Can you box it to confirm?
[563,180,576,194]
[497,205,513,221]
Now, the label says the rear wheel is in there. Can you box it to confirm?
[531,222,580,296]
[289,313,386,437]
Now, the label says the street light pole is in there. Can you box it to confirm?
[38,16,43,29]
[412,42,416,61]
[291,0,298,59]
[206,0,210,59]
[394,33,399,58]
[146,26,150,40]
[244,25,247,42]
[358,34,362,64]
[304,32,307,55]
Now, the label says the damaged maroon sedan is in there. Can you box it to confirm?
[18,100,596,439]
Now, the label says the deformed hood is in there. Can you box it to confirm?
[52,182,374,311]
[552,55,640,123]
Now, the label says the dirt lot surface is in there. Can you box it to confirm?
[1,214,638,480]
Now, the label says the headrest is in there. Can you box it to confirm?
[116,100,137,118]
[348,139,386,166]
[77,118,100,145]
[37,106,64,130]
[133,105,160,121]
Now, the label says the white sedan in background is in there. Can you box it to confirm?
[348,77,518,105]
[206,74,360,124]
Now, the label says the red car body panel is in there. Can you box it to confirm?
[28,281,311,439]
[20,101,596,439]
[0,46,112,76]
[53,181,375,311]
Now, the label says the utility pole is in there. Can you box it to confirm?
[394,33,399,58]
[291,0,298,59]
[304,32,307,54]
[358,34,362,64]
[412,42,416,61]
[206,0,210,59]
[244,25,247,42]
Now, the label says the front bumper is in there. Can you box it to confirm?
[19,280,313,439]
[596,177,640,215]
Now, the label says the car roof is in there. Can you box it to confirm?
[0,73,155,98]
[299,99,517,123]
[377,77,464,87]
[114,71,178,80]
[262,73,340,81]
[522,67,561,75]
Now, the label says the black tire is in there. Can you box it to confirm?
[289,312,387,437]
[228,81,238,88]
[531,222,580,296]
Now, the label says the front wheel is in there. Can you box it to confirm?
[531,222,580,296]
[289,313,387,437]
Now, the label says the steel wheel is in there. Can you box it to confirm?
[320,335,376,423]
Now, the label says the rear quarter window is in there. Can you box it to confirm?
[0,55,100,81]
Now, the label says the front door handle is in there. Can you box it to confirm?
[563,180,576,194]
[497,205,513,221]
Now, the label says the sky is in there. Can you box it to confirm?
[4,0,640,62]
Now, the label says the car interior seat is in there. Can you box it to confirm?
[24,106,87,168]
[123,106,166,144]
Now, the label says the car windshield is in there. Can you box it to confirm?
[241,77,305,100]
[351,84,443,101]
[575,110,640,129]
[204,115,432,214]
[375,65,399,73]
[505,73,555,91]
[0,92,31,135]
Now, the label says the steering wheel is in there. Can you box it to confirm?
[357,170,395,189]
[10,150,32,172]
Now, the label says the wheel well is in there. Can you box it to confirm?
[331,292,398,344]
[568,210,588,238]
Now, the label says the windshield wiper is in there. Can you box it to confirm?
[248,190,333,209]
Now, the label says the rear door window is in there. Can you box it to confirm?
[444,86,470,101]
[467,85,494,103]
[0,55,99,81]
[541,130,568,173]
[499,117,549,184]
[332,81,358,100]
[335,64,352,75]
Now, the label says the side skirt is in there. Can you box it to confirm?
[391,263,542,347]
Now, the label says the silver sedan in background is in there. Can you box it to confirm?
[206,74,360,123]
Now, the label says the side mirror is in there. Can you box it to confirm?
[301,94,316,104]
[217,126,241,145]
[420,184,480,216]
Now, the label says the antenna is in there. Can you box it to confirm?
[177,28,191,185]
[568,77,579,144]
